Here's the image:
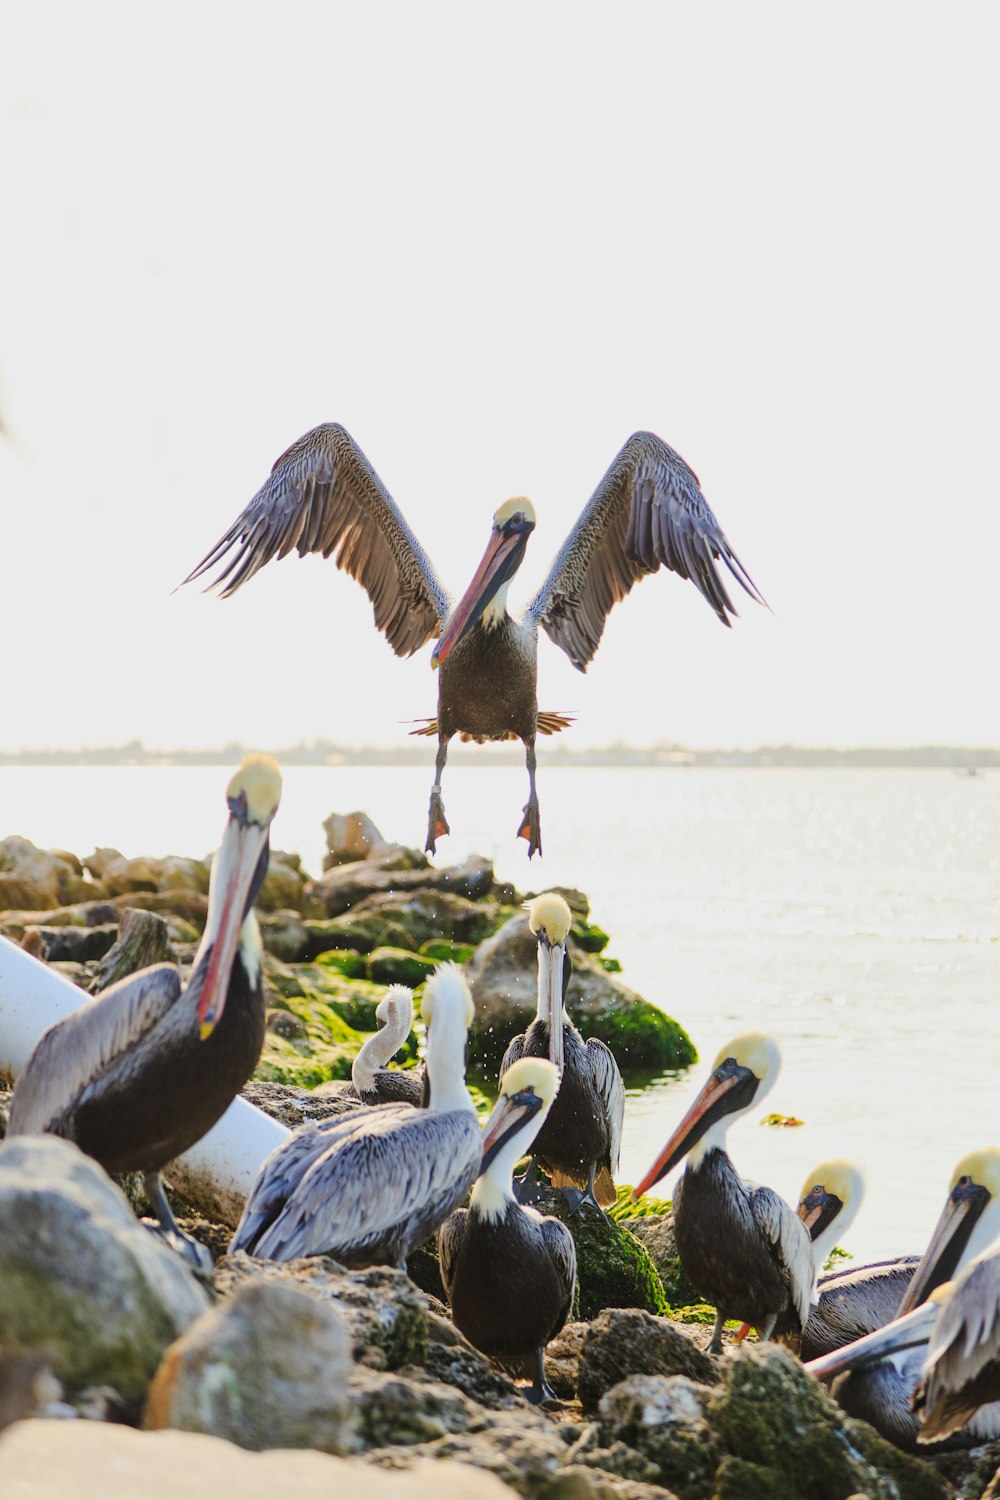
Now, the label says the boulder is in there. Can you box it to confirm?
[361,1413,570,1497]
[27,923,118,964]
[615,1209,697,1308]
[258,908,309,962]
[577,1309,718,1414]
[84,846,125,879]
[323,810,386,866]
[351,1364,486,1448]
[597,1375,719,1499]
[145,1279,355,1455]
[241,1080,361,1129]
[0,836,96,911]
[366,946,436,987]
[0,1420,513,1500]
[306,855,497,920]
[0,1136,209,1398]
[534,1187,670,1323]
[465,913,696,1072]
[706,1343,948,1500]
[545,1320,588,1400]
[257,856,308,913]
[216,1254,430,1370]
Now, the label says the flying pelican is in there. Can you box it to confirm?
[633,1032,813,1354]
[499,893,624,1215]
[229,964,480,1268]
[752,1160,865,1349]
[438,1057,576,1405]
[806,1148,1000,1450]
[8,755,282,1266]
[341,985,424,1107]
[181,425,764,857]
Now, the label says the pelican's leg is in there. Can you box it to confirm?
[708,1309,727,1355]
[513,1155,544,1205]
[523,1346,559,1406]
[143,1170,213,1275]
[560,1163,610,1223]
[516,736,542,858]
[425,736,452,855]
[758,1313,777,1343]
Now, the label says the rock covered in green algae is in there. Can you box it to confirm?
[707,1343,948,1500]
[0,1136,209,1399]
[464,911,695,1073]
[595,1374,720,1500]
[145,1279,355,1455]
[532,1188,670,1322]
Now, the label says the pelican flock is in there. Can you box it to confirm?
[6,414,996,1483]
[182,424,764,856]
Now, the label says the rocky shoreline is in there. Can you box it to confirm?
[0,813,995,1498]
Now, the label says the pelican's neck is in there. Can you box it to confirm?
[687,1116,732,1171]
[471,1124,534,1224]
[238,913,262,989]
[425,1023,475,1116]
[960,1195,1000,1273]
[481,579,512,630]
[810,1195,862,1281]
[352,1016,404,1094]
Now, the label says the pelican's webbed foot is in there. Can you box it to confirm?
[425,791,450,855]
[142,1170,214,1276]
[560,1184,610,1224]
[516,797,542,859]
[523,1347,561,1407]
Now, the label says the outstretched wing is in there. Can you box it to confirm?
[8,964,182,1136]
[252,1107,481,1262]
[750,1184,814,1331]
[529,431,765,671]
[586,1037,625,1175]
[181,423,451,657]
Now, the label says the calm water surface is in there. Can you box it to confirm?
[2,764,997,1263]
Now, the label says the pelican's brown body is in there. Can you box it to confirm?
[435,617,539,744]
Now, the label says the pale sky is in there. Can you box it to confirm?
[1,2,997,753]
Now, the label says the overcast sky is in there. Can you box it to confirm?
[1,2,996,752]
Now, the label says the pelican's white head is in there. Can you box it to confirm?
[473,1056,560,1222]
[898,1146,1000,1315]
[797,1160,866,1282]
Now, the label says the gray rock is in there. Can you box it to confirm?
[145,1279,354,1454]
[30,923,118,964]
[0,836,96,911]
[546,1320,588,1400]
[616,1214,697,1308]
[362,1412,569,1497]
[0,1419,514,1500]
[258,907,309,961]
[0,1136,209,1397]
[217,1253,429,1369]
[89,907,176,992]
[240,1080,361,1128]
[351,1364,484,1447]
[257,857,308,913]
[323,810,387,866]
[597,1375,719,1499]
[306,855,497,921]
[577,1309,718,1414]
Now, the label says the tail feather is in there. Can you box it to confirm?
[594,1166,617,1208]
[407,710,573,741]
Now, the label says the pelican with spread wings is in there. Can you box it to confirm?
[183,425,764,856]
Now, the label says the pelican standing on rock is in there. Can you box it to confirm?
[229,964,481,1268]
[8,755,282,1265]
[500,893,624,1215]
[341,985,424,1107]
[182,425,764,856]
[633,1032,813,1354]
[805,1148,1000,1449]
[438,1057,576,1405]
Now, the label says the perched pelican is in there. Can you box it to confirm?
[806,1148,1000,1450]
[633,1032,813,1354]
[438,1057,576,1405]
[342,985,424,1107]
[499,893,624,1215]
[762,1160,865,1348]
[800,1258,921,1361]
[912,1239,1000,1442]
[8,755,282,1265]
[182,425,764,856]
[229,964,480,1267]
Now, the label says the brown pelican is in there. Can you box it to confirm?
[8,755,282,1266]
[499,893,624,1215]
[756,1160,865,1348]
[229,964,481,1267]
[341,985,424,1107]
[633,1032,814,1354]
[438,1057,576,1405]
[805,1148,1000,1449]
[182,425,764,856]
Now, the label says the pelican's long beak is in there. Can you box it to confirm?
[896,1179,992,1315]
[538,936,566,1076]
[480,1087,545,1173]
[195,758,282,1039]
[632,1060,756,1199]
[431,518,533,669]
[805,1297,943,1384]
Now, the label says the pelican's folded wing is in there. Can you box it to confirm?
[8,964,182,1135]
[750,1183,815,1331]
[529,431,765,670]
[181,423,451,657]
[916,1251,1000,1442]
[586,1037,625,1175]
